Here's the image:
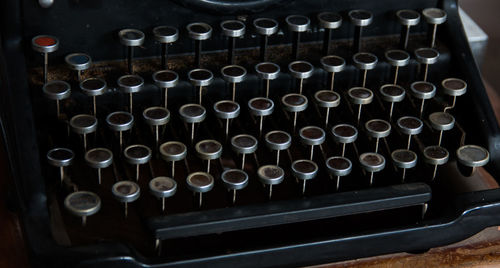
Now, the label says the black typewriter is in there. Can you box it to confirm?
[1,0,500,266]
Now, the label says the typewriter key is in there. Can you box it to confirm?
[117,74,144,113]
[85,148,113,185]
[159,141,187,178]
[379,84,406,120]
[188,68,214,105]
[214,100,240,137]
[221,65,247,101]
[441,78,467,112]
[149,176,177,211]
[285,15,311,59]
[359,152,386,186]
[422,8,447,47]
[80,78,107,116]
[391,149,417,182]
[385,49,410,85]
[291,159,318,194]
[288,60,313,95]
[410,81,436,117]
[195,140,223,174]
[347,87,373,124]
[112,180,140,218]
[186,172,214,207]
[106,111,134,151]
[257,165,285,199]
[299,126,325,160]
[153,26,178,69]
[456,145,490,176]
[365,119,391,153]
[353,52,377,87]
[331,124,358,157]
[64,191,101,226]
[47,147,74,183]
[253,18,279,61]
[348,9,373,52]
[65,53,92,82]
[314,90,340,126]
[143,107,170,146]
[397,116,423,149]
[429,112,455,146]
[70,114,97,151]
[231,134,258,170]
[318,12,342,55]
[32,35,59,83]
[265,130,292,165]
[396,10,421,49]
[118,29,145,74]
[221,169,249,204]
[152,70,179,109]
[414,48,439,81]
[124,144,152,181]
[248,97,274,135]
[255,62,280,97]
[281,93,308,132]
[320,55,346,91]
[221,20,246,64]
[42,80,71,119]
[187,22,212,67]
[423,145,449,180]
[179,104,207,142]
[326,156,352,190]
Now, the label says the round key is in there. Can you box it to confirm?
[70,114,97,151]
[64,191,101,226]
[118,74,144,113]
[326,156,352,190]
[282,93,308,132]
[365,119,391,153]
[65,53,92,82]
[188,68,213,104]
[456,144,489,169]
[347,87,373,124]
[422,8,447,47]
[179,104,206,142]
[379,84,406,119]
[288,61,313,95]
[423,145,449,180]
[318,12,342,55]
[221,20,245,64]
[221,169,249,204]
[42,80,71,119]
[265,130,292,165]
[255,62,280,98]
[85,148,113,184]
[195,140,222,174]
[214,100,240,137]
[257,165,285,199]
[221,65,247,101]
[353,52,377,87]
[118,29,145,74]
[143,106,170,145]
[153,26,178,69]
[253,18,279,61]
[442,78,467,112]
[106,111,134,151]
[149,176,177,211]
[299,126,325,160]
[112,180,140,218]
[314,90,340,126]
[359,152,386,186]
[349,10,373,52]
[248,97,274,135]
[286,15,310,59]
[186,172,214,207]
[415,48,439,81]
[391,149,417,182]
[32,35,59,83]
[231,134,258,170]
[159,141,187,178]
[124,144,152,181]
[153,70,179,109]
[397,116,423,149]
[291,159,318,194]
[429,112,455,146]
[332,124,358,156]
[187,22,212,67]
[320,55,345,91]
[397,10,421,49]
[47,147,74,184]
[385,49,410,85]
[80,78,107,116]
[410,81,436,117]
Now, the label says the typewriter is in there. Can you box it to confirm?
[1,0,499,266]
